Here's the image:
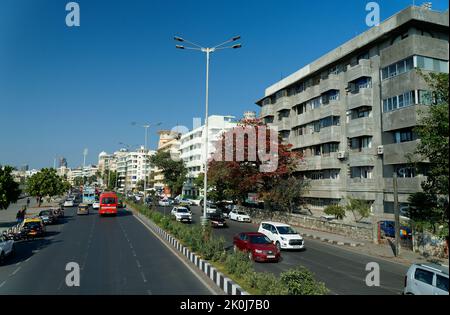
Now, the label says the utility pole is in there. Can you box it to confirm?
[393,172,400,257]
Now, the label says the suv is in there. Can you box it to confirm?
[404,263,449,295]
[258,221,305,250]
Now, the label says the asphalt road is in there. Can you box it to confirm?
[157,205,408,295]
[0,206,213,295]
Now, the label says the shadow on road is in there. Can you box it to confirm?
[2,237,62,267]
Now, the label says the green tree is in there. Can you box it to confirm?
[408,72,449,237]
[0,165,21,210]
[108,171,118,190]
[324,204,346,220]
[136,179,145,192]
[74,177,84,187]
[345,197,371,222]
[280,266,329,295]
[150,151,187,196]
[26,168,68,207]
[262,176,310,213]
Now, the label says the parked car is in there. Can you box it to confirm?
[77,203,90,215]
[206,212,227,228]
[92,201,100,209]
[0,235,15,264]
[229,209,251,222]
[38,210,57,225]
[19,218,45,239]
[380,220,412,239]
[171,207,192,223]
[233,232,280,262]
[258,221,305,250]
[404,263,448,295]
[63,199,74,207]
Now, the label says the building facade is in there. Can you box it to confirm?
[180,115,237,196]
[256,6,449,217]
[153,130,181,195]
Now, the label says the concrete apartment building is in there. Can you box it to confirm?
[180,115,237,196]
[256,6,449,216]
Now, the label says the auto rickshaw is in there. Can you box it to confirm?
[77,203,90,215]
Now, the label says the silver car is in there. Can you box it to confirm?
[404,263,449,295]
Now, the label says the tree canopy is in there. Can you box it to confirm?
[26,168,70,206]
[0,165,21,210]
[150,151,187,196]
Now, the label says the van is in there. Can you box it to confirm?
[404,263,449,295]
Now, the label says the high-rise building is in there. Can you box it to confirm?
[180,115,237,197]
[255,6,448,218]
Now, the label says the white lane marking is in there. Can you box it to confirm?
[136,260,142,268]
[25,257,31,263]
[147,289,152,295]
[129,244,133,249]
[0,280,6,288]
[140,271,147,283]
[11,267,21,276]
[133,213,217,295]
[15,262,21,266]
[131,250,137,257]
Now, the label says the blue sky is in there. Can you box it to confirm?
[0,0,448,169]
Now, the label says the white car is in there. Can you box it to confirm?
[171,207,192,223]
[159,199,170,207]
[404,263,449,295]
[63,200,74,207]
[92,202,100,209]
[0,235,15,264]
[229,209,251,222]
[258,221,305,250]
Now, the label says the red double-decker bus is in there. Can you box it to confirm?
[99,192,118,216]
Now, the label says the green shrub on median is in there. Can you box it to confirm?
[280,266,329,295]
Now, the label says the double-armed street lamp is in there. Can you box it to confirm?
[174,35,242,226]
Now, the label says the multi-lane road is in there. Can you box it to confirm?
[156,205,409,295]
[0,205,214,295]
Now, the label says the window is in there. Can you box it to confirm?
[418,90,434,105]
[381,57,415,80]
[350,166,373,179]
[436,275,449,292]
[350,136,372,151]
[383,91,416,112]
[416,56,449,73]
[394,129,414,143]
[353,106,372,119]
[414,268,434,286]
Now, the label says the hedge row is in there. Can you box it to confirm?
[127,199,328,295]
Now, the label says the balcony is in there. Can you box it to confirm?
[346,59,373,83]
[382,105,428,132]
[319,74,341,94]
[318,126,341,143]
[347,117,374,138]
[274,97,291,111]
[296,154,342,171]
[276,117,291,131]
[347,149,376,167]
[384,176,425,194]
[260,104,274,118]
[319,101,342,119]
[347,178,378,191]
[292,85,321,105]
[383,140,420,165]
[347,88,373,110]
[304,179,343,199]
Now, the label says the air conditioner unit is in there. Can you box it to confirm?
[337,151,347,160]
[377,145,384,155]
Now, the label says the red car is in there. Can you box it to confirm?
[233,232,280,262]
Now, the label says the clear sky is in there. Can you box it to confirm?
[0,0,448,169]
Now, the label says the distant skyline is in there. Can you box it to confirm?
[1,0,448,169]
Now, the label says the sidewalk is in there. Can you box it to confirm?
[0,197,61,231]
[298,225,448,267]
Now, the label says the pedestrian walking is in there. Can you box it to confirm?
[27,197,30,207]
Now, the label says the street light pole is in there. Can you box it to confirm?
[202,49,211,226]
[174,35,242,226]
[143,124,150,203]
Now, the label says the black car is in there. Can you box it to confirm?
[38,210,57,225]
[206,213,227,228]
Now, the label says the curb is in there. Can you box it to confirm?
[132,209,249,296]
[303,233,364,247]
